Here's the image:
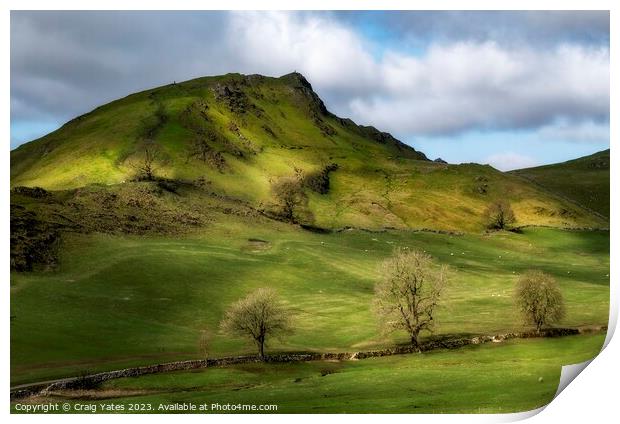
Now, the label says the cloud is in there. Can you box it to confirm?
[227,12,379,91]
[10,10,610,152]
[349,42,609,136]
[222,12,610,137]
[11,11,232,122]
[222,11,382,114]
[338,11,610,48]
[536,120,610,143]
[485,152,540,171]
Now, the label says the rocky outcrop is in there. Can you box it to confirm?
[280,72,330,117]
[358,125,428,161]
[278,72,427,159]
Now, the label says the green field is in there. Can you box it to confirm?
[14,334,605,413]
[10,219,609,387]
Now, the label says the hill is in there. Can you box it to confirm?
[9,73,610,412]
[510,150,609,218]
[10,72,426,187]
[10,72,606,236]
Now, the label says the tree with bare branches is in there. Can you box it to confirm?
[374,249,448,350]
[133,142,161,181]
[483,199,516,230]
[129,101,168,180]
[515,270,565,333]
[270,172,311,223]
[220,288,293,359]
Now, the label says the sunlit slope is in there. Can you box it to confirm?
[10,72,606,231]
[11,72,424,189]
[511,149,610,219]
[10,223,609,385]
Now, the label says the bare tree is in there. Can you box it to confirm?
[374,249,448,350]
[515,270,565,333]
[129,142,163,181]
[483,199,516,230]
[270,173,310,223]
[128,101,168,180]
[139,143,160,180]
[220,288,293,359]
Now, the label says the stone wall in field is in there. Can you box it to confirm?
[10,325,605,400]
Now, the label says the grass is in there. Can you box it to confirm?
[10,219,609,386]
[14,333,605,413]
[511,149,610,218]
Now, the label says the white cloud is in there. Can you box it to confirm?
[225,12,379,95]
[349,42,609,136]
[224,13,609,138]
[536,120,610,143]
[485,152,540,171]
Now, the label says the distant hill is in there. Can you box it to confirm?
[10,72,607,232]
[510,150,609,219]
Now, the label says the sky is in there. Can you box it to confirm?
[10,11,610,170]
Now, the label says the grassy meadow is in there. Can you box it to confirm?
[10,219,609,387]
[14,334,605,413]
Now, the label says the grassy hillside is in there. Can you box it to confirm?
[15,334,604,413]
[511,149,610,218]
[10,73,606,232]
[11,72,426,189]
[10,218,609,386]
